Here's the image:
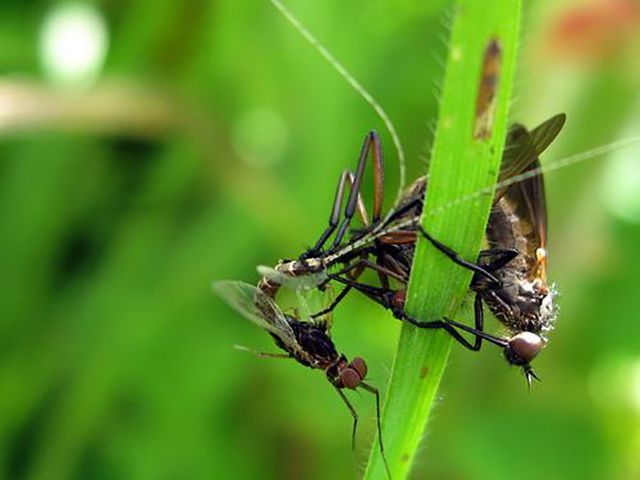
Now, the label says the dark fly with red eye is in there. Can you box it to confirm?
[259,114,565,386]
[212,281,391,477]
[318,114,566,386]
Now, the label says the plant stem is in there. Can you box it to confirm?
[364,2,521,479]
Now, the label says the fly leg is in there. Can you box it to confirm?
[472,248,519,289]
[477,247,519,270]
[398,296,507,352]
[331,130,384,249]
[328,274,501,353]
[303,130,385,260]
[359,382,391,480]
[416,225,502,286]
[334,386,359,451]
[310,284,352,319]
[302,169,369,259]
[311,256,396,318]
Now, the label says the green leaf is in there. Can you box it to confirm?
[364,1,521,478]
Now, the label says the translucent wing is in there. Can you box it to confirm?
[256,265,328,291]
[295,283,335,330]
[212,280,298,348]
[489,116,564,282]
[529,113,566,156]
[497,113,566,196]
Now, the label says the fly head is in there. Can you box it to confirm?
[327,355,369,390]
[503,331,546,387]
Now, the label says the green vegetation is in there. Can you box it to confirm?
[365,2,521,478]
[1,1,639,479]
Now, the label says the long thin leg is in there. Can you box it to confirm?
[471,293,484,350]
[370,131,384,223]
[443,316,508,348]
[312,255,393,318]
[380,195,422,228]
[359,382,391,480]
[327,273,397,307]
[334,386,358,451]
[399,314,482,350]
[310,284,352,319]
[307,170,369,256]
[332,131,382,249]
[328,274,503,352]
[477,247,519,271]
[416,225,501,286]
[313,252,407,319]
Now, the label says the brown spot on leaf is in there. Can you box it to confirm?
[474,37,502,140]
[420,366,429,379]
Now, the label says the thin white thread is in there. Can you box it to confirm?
[427,135,640,217]
[269,0,406,204]
[268,1,640,220]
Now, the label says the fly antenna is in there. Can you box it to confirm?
[269,0,407,204]
[234,345,291,359]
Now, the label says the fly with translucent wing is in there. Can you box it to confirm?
[211,280,391,477]
[323,114,566,385]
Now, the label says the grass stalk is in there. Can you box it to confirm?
[364,2,521,478]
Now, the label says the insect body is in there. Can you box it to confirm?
[327,115,565,384]
[212,280,390,476]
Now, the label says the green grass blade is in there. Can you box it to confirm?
[364,1,522,478]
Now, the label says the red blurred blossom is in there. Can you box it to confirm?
[545,0,640,61]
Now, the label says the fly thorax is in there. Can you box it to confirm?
[325,356,348,386]
[289,320,338,369]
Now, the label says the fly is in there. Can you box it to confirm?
[325,114,566,386]
[212,280,391,477]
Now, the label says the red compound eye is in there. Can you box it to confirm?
[349,357,368,380]
[339,368,361,390]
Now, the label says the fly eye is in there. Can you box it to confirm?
[349,357,368,380]
[339,368,361,390]
[509,332,546,363]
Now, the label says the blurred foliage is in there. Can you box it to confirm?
[1,0,639,479]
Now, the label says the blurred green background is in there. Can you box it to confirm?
[1,0,640,479]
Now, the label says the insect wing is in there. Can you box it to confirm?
[498,113,566,192]
[505,158,548,255]
[498,124,539,190]
[213,280,298,346]
[296,283,335,330]
[497,115,565,249]
[256,265,328,291]
[529,113,566,156]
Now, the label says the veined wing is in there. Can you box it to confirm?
[496,114,564,247]
[500,157,548,279]
[497,113,566,198]
[213,280,299,349]
[489,116,564,280]
[256,265,328,291]
[295,283,335,331]
[529,113,566,156]
[258,265,335,329]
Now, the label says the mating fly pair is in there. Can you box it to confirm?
[214,113,565,474]
[239,113,565,386]
[319,113,565,386]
